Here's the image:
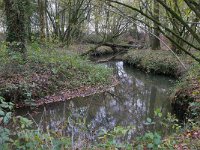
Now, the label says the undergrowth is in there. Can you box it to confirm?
[0,42,112,105]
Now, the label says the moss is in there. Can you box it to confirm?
[122,50,190,77]
[91,46,114,56]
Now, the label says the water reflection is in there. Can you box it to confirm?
[16,61,175,139]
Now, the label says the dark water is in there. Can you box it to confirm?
[15,61,175,140]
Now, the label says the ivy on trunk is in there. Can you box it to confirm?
[4,0,27,55]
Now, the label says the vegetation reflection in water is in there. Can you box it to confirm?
[16,61,175,141]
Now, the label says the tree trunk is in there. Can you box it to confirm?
[94,7,99,35]
[61,10,66,38]
[4,0,27,54]
[27,17,32,42]
[45,0,50,41]
[38,0,46,42]
[151,0,160,50]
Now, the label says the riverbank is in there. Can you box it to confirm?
[122,50,193,78]
[89,47,199,122]
[0,43,113,107]
[123,50,199,121]
[1,43,199,149]
[87,46,191,77]
[171,64,200,121]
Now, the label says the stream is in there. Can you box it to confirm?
[16,61,175,142]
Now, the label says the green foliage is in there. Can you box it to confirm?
[136,132,162,149]
[11,127,71,150]
[97,126,135,149]
[0,96,71,149]
[1,115,72,150]
[0,127,10,149]
[0,100,199,149]
[0,96,13,149]
[0,97,13,125]
[132,109,198,150]
[91,108,198,149]
[190,102,200,119]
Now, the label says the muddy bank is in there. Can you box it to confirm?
[15,77,118,108]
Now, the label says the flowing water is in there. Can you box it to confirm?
[16,61,175,141]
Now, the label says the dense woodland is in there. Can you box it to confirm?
[0,0,199,55]
[0,0,200,149]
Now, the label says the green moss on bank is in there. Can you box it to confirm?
[0,43,112,105]
[122,50,191,77]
